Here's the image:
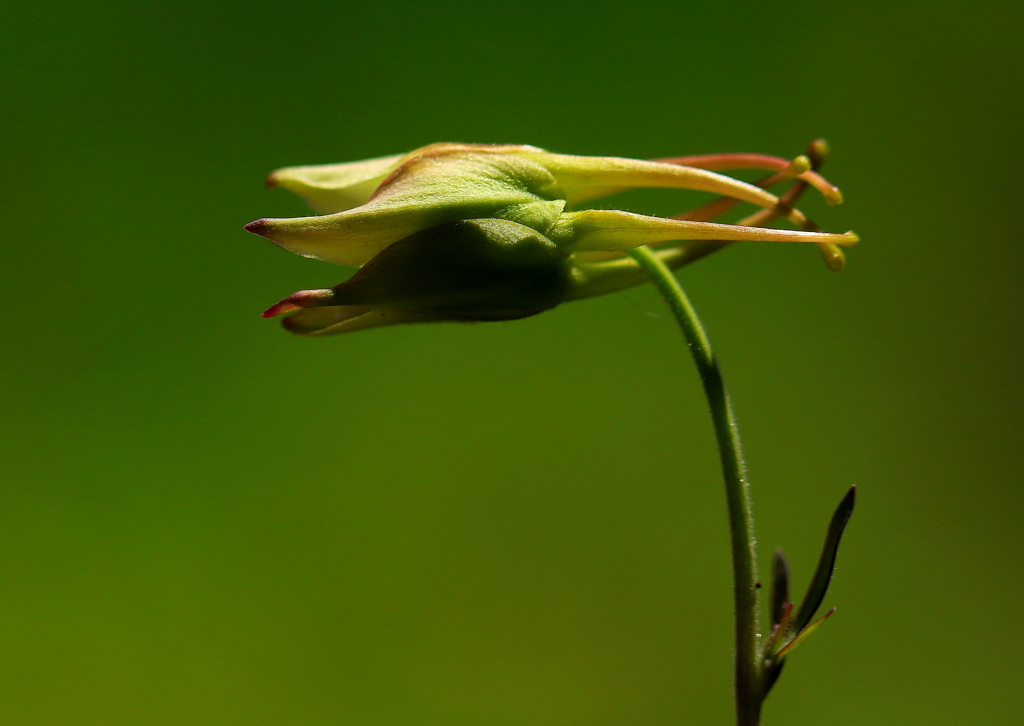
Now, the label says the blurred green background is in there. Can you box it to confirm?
[3,1,1022,724]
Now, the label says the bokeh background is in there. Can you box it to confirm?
[3,1,1022,724]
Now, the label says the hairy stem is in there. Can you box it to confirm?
[625,246,762,726]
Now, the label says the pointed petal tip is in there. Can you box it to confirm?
[262,289,336,318]
[265,172,280,189]
[244,219,271,236]
[261,301,302,318]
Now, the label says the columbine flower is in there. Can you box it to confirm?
[246,142,856,335]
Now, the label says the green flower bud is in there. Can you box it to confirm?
[248,142,858,336]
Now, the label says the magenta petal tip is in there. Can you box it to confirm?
[262,300,301,318]
[261,289,335,319]
[244,219,271,236]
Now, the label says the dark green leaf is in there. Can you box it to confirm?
[793,486,856,632]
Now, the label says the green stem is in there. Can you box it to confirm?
[625,246,762,726]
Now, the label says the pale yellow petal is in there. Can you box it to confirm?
[551,209,858,252]
[267,153,404,214]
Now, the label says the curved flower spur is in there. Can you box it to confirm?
[246,142,857,335]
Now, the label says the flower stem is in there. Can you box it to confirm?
[625,246,762,726]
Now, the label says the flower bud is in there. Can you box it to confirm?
[248,143,857,336]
